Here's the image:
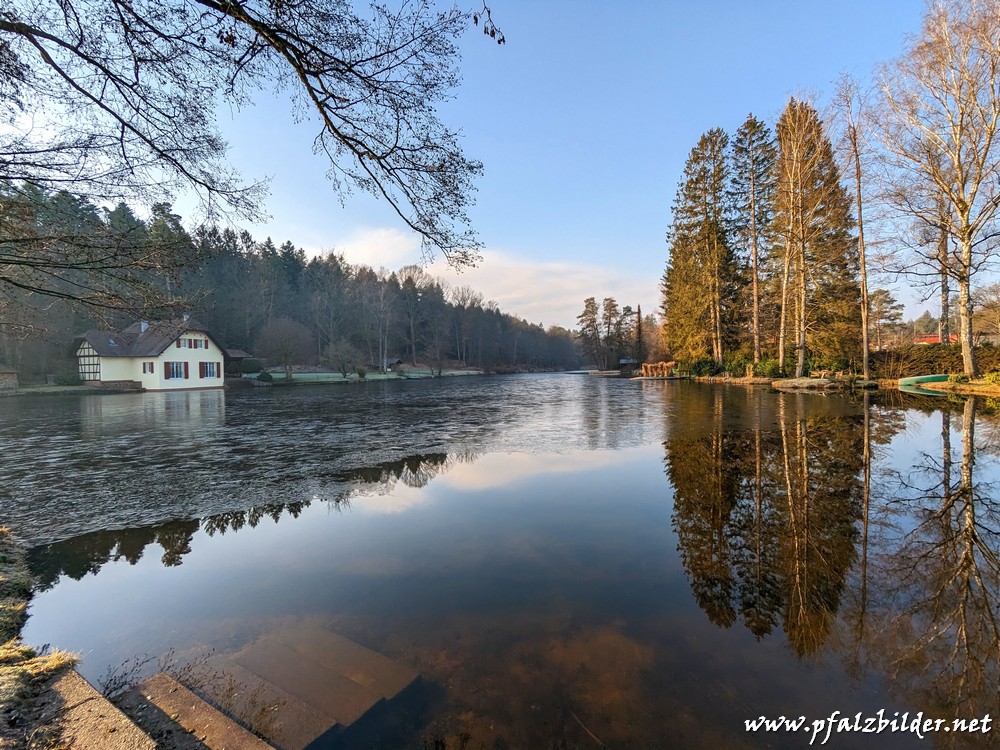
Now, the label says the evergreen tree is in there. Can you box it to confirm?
[730,114,777,364]
[663,128,739,365]
[577,297,602,368]
[772,99,859,376]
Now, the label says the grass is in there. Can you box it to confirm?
[0,527,77,749]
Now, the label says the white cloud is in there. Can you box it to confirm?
[291,227,659,329]
[325,226,422,270]
[427,249,658,329]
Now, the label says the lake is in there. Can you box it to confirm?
[5,376,999,748]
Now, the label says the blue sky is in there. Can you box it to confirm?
[210,1,929,329]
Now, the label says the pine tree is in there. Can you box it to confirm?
[577,297,602,368]
[729,114,777,365]
[772,99,859,376]
[662,128,740,366]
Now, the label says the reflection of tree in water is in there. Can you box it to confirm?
[866,397,1000,727]
[344,450,478,495]
[667,388,866,655]
[30,452,466,588]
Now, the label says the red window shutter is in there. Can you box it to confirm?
[164,362,170,378]
[176,340,181,348]
[183,362,189,379]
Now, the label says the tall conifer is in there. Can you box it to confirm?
[663,129,739,366]
[730,115,777,365]
[772,99,859,376]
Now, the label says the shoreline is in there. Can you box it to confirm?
[0,528,77,749]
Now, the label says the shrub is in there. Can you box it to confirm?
[688,358,717,377]
[948,373,969,384]
[257,371,273,382]
[753,358,783,378]
[984,371,1000,385]
[356,366,367,380]
[241,357,263,374]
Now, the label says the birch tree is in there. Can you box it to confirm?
[875,0,1000,377]
[832,76,874,380]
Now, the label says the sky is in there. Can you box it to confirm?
[204,0,931,330]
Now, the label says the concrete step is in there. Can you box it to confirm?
[195,621,420,750]
[51,670,156,750]
[194,659,335,750]
[136,673,274,750]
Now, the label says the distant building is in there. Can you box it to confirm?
[73,318,226,391]
[619,358,640,376]
[913,334,958,345]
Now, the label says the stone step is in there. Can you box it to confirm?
[136,673,274,750]
[51,669,156,750]
[195,659,336,750]
[195,621,420,750]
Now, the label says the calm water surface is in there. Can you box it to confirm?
[5,376,999,748]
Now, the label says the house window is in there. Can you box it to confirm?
[164,361,188,379]
[142,362,152,374]
[199,362,218,378]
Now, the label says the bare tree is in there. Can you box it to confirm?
[874,0,1000,376]
[833,75,873,380]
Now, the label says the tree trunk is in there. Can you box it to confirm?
[939,226,950,344]
[956,254,978,377]
[852,129,870,380]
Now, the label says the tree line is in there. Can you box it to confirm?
[0,187,581,380]
[662,0,1000,379]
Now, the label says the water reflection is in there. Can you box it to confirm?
[666,387,868,653]
[862,397,1000,731]
[667,387,1000,739]
[14,379,1000,747]
[0,376,659,546]
[28,452,473,589]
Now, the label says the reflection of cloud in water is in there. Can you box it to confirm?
[440,450,635,492]
[350,449,639,514]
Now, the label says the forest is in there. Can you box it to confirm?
[0,186,581,381]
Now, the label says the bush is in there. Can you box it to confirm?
[752,358,783,378]
[257,371,273,382]
[948,373,969,384]
[356,366,367,380]
[53,372,82,386]
[687,359,717,377]
[241,357,263,374]
[984,371,1000,385]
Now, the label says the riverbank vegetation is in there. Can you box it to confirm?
[0,527,76,749]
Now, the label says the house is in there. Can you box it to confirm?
[73,318,226,391]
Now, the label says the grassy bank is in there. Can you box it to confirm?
[0,527,76,749]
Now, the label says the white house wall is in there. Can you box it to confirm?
[148,331,225,391]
